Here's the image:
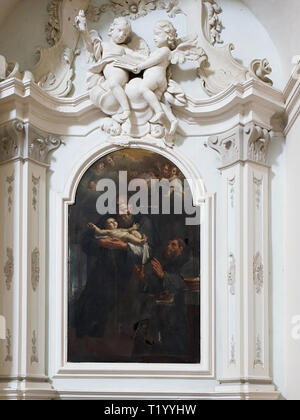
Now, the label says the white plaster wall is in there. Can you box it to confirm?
[284,116,300,400]
[0,0,49,71]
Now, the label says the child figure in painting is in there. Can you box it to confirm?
[88,218,150,264]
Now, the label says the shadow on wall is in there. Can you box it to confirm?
[0,315,6,339]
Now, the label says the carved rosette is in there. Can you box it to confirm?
[253,252,264,295]
[5,329,12,363]
[4,248,14,291]
[31,330,39,364]
[31,248,40,292]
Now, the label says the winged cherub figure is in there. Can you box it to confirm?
[114,20,206,126]
[75,10,143,123]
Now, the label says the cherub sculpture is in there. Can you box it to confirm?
[75,11,206,147]
[75,11,145,123]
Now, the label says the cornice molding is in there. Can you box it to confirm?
[283,75,300,136]
[0,78,285,139]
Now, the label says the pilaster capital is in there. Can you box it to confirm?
[207,123,271,169]
[0,120,62,166]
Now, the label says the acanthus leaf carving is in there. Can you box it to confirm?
[4,248,14,291]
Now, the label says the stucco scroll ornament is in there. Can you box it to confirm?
[29,136,63,164]
[196,1,273,96]
[75,11,206,147]
[0,55,34,84]
[227,252,236,296]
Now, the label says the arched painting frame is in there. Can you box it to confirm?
[49,142,214,380]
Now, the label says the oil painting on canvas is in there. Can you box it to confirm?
[68,149,200,364]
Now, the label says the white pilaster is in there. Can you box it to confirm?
[0,121,61,399]
[208,124,280,400]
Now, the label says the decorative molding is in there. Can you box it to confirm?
[207,123,272,168]
[254,335,264,368]
[228,177,236,208]
[31,248,40,292]
[244,123,271,165]
[229,335,236,366]
[203,0,224,45]
[253,176,263,210]
[4,329,12,363]
[6,173,15,214]
[46,0,63,46]
[253,252,264,295]
[32,175,40,211]
[4,248,14,291]
[228,253,236,296]
[31,331,39,364]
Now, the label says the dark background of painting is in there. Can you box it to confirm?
[68,149,200,364]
